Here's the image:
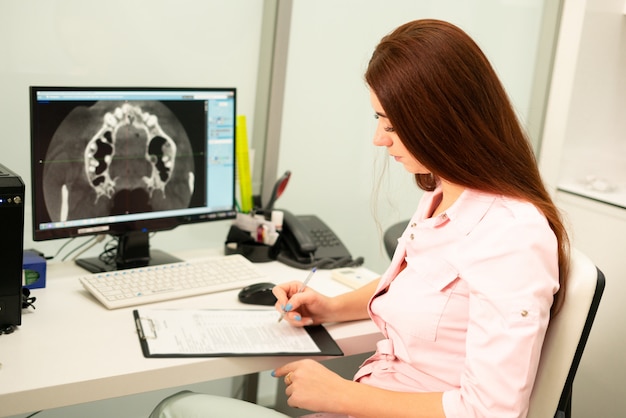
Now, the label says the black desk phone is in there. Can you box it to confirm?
[276,210,362,269]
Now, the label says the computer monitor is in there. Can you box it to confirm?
[29,86,237,273]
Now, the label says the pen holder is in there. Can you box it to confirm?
[224,225,279,263]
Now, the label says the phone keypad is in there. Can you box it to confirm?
[311,229,341,248]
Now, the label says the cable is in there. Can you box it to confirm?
[46,237,77,260]
[61,236,96,261]
[68,235,106,261]
[0,324,16,335]
[98,236,119,267]
[47,235,106,262]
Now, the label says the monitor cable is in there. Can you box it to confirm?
[66,235,105,262]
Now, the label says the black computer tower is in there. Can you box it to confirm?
[0,163,25,327]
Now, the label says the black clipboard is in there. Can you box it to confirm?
[133,309,343,358]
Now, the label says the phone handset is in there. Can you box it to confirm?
[281,210,317,254]
[276,210,362,269]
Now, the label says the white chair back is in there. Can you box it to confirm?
[527,248,605,418]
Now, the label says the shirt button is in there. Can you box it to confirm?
[410,222,416,227]
[410,233,414,240]
[521,310,529,317]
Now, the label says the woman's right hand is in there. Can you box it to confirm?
[272,281,336,326]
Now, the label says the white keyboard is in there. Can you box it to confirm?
[78,254,266,309]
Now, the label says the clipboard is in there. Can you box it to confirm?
[133,309,343,358]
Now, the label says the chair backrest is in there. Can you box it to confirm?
[384,220,406,259]
[527,248,605,418]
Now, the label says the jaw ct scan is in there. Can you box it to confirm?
[42,100,195,222]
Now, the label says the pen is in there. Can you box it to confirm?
[278,267,317,323]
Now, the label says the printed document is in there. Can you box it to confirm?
[134,309,325,356]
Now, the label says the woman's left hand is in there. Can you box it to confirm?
[273,359,350,413]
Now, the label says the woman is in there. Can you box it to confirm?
[150,18,569,418]
[271,19,568,418]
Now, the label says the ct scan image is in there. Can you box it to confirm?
[41,100,199,222]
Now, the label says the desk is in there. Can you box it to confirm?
[0,248,381,417]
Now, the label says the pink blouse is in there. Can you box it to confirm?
[353,187,559,418]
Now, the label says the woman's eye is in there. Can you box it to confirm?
[373,114,394,132]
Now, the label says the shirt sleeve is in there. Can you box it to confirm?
[442,211,560,418]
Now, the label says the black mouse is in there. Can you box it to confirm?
[238,282,278,306]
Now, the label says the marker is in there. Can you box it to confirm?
[278,267,317,323]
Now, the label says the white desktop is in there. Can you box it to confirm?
[0,247,381,417]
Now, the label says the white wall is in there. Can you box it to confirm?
[539,0,626,417]
[556,0,626,208]
[275,0,549,274]
[0,0,264,259]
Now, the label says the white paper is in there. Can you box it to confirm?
[136,309,321,355]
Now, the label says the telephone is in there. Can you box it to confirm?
[276,210,363,269]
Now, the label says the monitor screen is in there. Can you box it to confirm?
[29,86,237,272]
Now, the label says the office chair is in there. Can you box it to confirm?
[527,248,605,418]
[384,221,605,418]
[383,220,407,259]
[149,390,291,418]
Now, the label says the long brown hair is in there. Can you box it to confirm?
[365,19,569,314]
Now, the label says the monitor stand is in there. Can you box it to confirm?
[75,231,182,273]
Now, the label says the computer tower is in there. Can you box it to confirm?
[0,163,25,327]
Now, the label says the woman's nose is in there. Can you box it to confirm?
[373,128,392,147]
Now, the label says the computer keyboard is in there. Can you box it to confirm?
[78,254,266,309]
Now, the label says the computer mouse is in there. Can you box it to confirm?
[238,282,278,306]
